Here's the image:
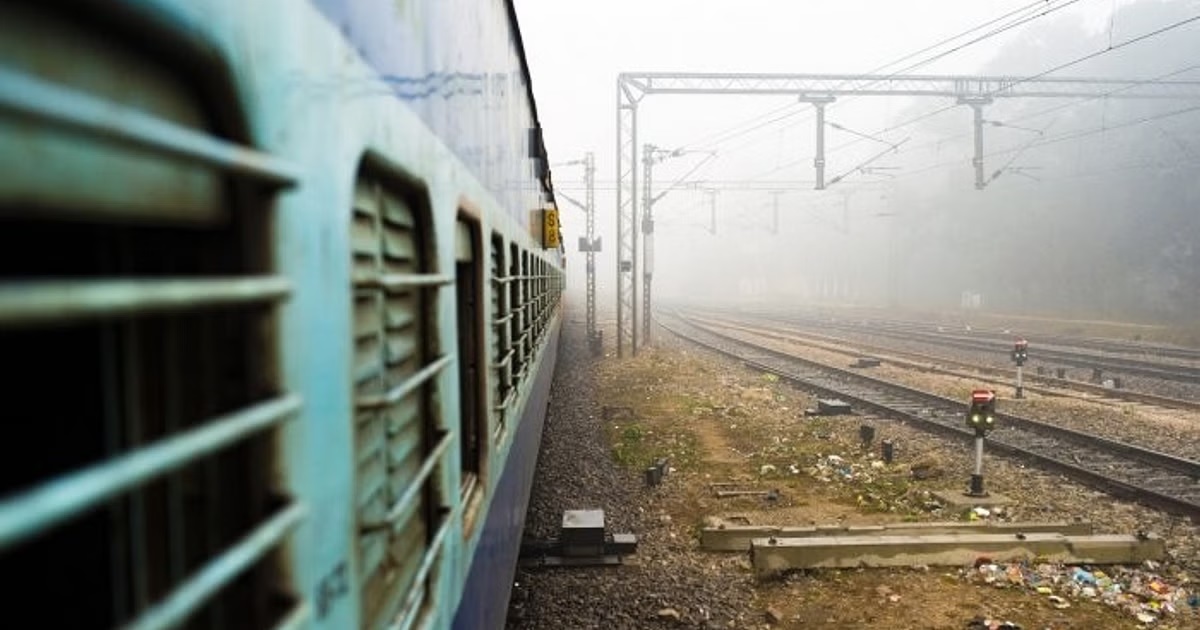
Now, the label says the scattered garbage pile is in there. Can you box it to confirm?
[806,452,928,513]
[808,453,892,482]
[963,558,1198,624]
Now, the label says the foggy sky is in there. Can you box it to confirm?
[514,0,1200,321]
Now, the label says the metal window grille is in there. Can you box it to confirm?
[349,172,450,630]
[520,251,532,377]
[508,243,524,385]
[489,235,513,435]
[0,4,303,629]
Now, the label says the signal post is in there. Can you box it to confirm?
[1011,338,1028,399]
[966,389,997,497]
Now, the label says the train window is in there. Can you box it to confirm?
[454,216,485,526]
[520,250,532,375]
[0,4,300,628]
[491,235,513,440]
[535,258,545,340]
[539,258,548,337]
[532,258,541,342]
[349,167,451,629]
[508,243,524,384]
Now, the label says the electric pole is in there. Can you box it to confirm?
[641,145,713,345]
[641,144,658,346]
[556,153,602,354]
[958,96,993,190]
[581,153,600,354]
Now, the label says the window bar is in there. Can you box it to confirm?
[120,502,308,630]
[0,68,299,186]
[0,395,302,551]
[492,390,517,413]
[387,516,453,630]
[0,277,291,326]
[492,350,514,370]
[355,355,453,410]
[359,431,454,532]
[354,274,453,291]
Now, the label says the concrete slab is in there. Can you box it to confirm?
[751,532,1164,577]
[701,520,1093,552]
[930,490,1012,508]
[816,399,853,415]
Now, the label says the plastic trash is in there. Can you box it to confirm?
[1047,595,1070,609]
[1072,568,1097,585]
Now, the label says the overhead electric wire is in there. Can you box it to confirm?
[990,13,1200,97]
[651,153,720,205]
[983,118,1057,185]
[874,0,1089,80]
[814,0,1091,124]
[877,62,1200,159]
[652,0,1173,192]
[732,1,1104,181]
[859,0,1075,76]
[896,102,1200,179]
[815,15,1200,174]
[666,0,1090,166]
[675,100,804,151]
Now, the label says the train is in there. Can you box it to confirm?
[0,1,564,629]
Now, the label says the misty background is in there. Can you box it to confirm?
[515,0,1200,322]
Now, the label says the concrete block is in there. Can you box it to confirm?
[816,399,852,415]
[700,520,1092,552]
[751,532,1165,577]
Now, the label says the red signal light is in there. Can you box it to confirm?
[971,389,995,402]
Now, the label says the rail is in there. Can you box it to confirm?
[662,313,1200,521]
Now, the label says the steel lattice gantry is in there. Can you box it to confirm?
[614,71,1200,357]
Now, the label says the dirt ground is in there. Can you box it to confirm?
[593,334,1200,630]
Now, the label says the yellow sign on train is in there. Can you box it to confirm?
[543,209,560,249]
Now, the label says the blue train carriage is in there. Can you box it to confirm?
[0,1,565,629]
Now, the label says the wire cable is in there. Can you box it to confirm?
[896,103,1200,179]
[667,0,1089,160]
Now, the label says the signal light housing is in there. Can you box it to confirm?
[1011,338,1028,365]
[967,389,997,434]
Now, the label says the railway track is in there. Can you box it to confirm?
[804,311,1200,364]
[730,309,1200,386]
[661,313,1200,521]
[686,312,1200,413]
